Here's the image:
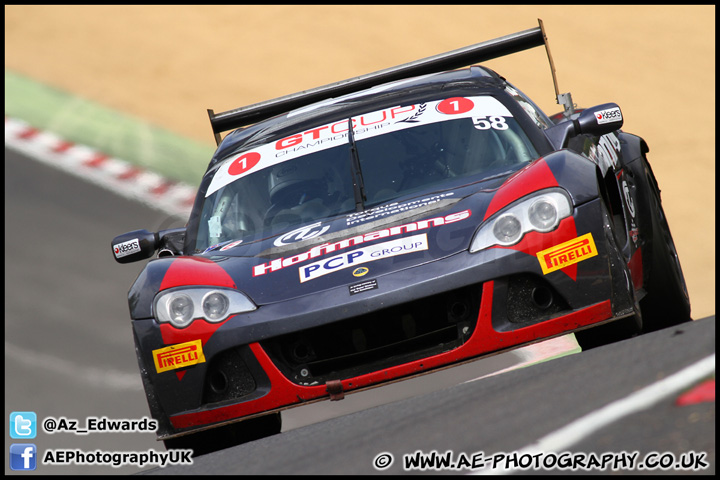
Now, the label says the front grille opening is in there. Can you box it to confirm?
[202,347,257,405]
[261,284,482,385]
[506,273,570,324]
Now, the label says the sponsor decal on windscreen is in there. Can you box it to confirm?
[206,96,512,197]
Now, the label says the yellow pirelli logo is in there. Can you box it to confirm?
[152,339,206,373]
[536,233,598,275]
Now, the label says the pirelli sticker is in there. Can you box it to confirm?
[536,233,598,275]
[152,339,206,373]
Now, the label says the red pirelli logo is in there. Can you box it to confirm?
[152,339,206,373]
[536,233,598,275]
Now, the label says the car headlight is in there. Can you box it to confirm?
[470,189,572,252]
[154,287,257,328]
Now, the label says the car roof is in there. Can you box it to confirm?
[209,65,509,167]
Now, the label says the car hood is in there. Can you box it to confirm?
[129,155,595,318]
[194,169,531,305]
[173,155,579,305]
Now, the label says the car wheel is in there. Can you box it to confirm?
[639,168,691,331]
[163,412,282,457]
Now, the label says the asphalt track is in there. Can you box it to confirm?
[4,147,715,475]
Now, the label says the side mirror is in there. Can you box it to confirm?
[111,228,186,264]
[545,103,623,149]
[111,229,158,264]
[576,103,623,136]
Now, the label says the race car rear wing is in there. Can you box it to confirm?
[207,18,566,145]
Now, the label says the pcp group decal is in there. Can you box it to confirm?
[299,234,428,282]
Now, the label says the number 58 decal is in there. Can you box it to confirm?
[473,116,509,130]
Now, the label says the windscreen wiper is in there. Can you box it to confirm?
[347,117,367,212]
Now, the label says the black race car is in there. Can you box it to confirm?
[112,20,691,455]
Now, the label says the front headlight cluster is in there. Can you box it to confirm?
[470,189,572,252]
[154,287,257,328]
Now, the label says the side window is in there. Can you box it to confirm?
[504,84,553,130]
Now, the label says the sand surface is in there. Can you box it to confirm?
[5,5,715,318]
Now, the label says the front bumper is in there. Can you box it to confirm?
[132,198,635,439]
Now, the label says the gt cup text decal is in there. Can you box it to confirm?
[152,340,206,373]
[299,234,428,283]
[536,233,598,275]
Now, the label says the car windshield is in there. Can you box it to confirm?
[195,95,539,252]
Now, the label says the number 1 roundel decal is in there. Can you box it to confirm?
[436,97,474,115]
[228,151,261,176]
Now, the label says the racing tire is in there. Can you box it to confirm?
[638,167,692,331]
[575,314,641,351]
[163,412,282,457]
